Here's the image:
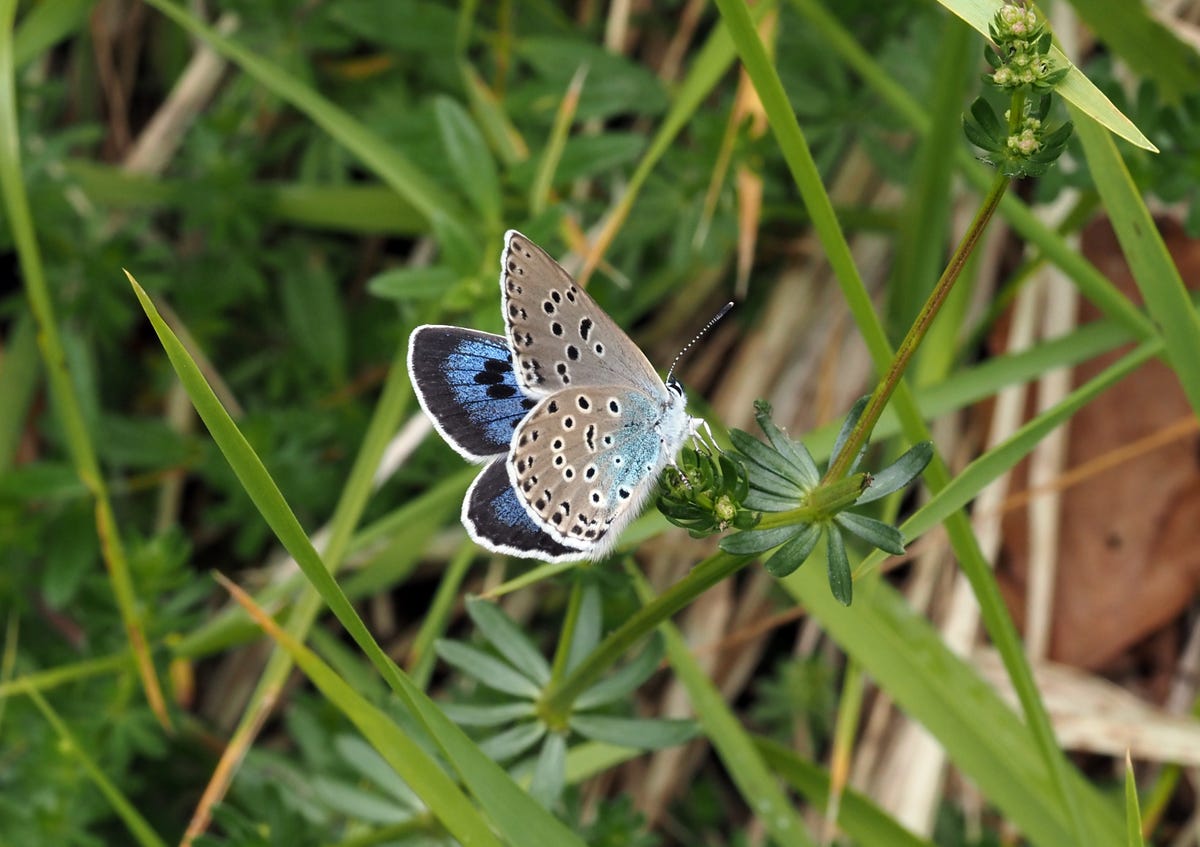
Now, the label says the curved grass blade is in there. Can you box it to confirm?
[216,575,504,847]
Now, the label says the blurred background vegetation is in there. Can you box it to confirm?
[3,0,1200,845]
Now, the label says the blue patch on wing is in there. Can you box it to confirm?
[464,460,580,561]
[409,326,539,460]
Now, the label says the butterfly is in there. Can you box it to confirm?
[407,230,704,562]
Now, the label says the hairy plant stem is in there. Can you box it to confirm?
[823,169,1011,484]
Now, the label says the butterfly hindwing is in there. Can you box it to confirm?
[508,386,678,556]
[463,459,583,561]
[407,325,538,461]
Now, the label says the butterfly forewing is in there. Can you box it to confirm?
[501,231,663,397]
[508,385,686,553]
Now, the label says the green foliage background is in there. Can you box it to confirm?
[1,0,1198,845]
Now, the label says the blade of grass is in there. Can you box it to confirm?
[1071,109,1200,419]
[181,339,418,842]
[0,311,38,472]
[12,0,89,69]
[215,574,504,847]
[1126,752,1146,847]
[129,275,588,847]
[0,652,133,700]
[777,564,1124,847]
[627,565,815,847]
[24,687,167,847]
[0,0,171,730]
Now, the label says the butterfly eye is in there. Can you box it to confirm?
[666,376,686,398]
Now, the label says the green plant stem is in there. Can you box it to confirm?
[541,552,750,716]
[824,170,1010,484]
[549,574,585,684]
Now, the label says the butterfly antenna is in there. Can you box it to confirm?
[666,301,735,383]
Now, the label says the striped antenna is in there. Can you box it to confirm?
[666,301,735,383]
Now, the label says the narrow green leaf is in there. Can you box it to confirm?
[478,722,547,763]
[367,266,460,302]
[574,637,665,710]
[565,581,603,674]
[466,598,552,686]
[857,442,933,504]
[754,403,820,486]
[13,0,90,69]
[1072,109,1200,419]
[826,527,853,606]
[434,640,542,699]
[530,733,567,808]
[568,714,698,750]
[765,522,823,578]
[743,489,800,511]
[729,429,807,494]
[720,525,801,555]
[835,512,905,556]
[1125,753,1145,847]
[334,735,422,807]
[440,701,537,727]
[434,96,501,229]
[829,396,869,471]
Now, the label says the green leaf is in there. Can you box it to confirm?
[279,262,348,385]
[969,96,1004,140]
[530,733,567,808]
[367,266,460,301]
[825,527,853,606]
[829,395,869,472]
[720,525,801,555]
[1125,754,1145,847]
[574,636,665,710]
[434,96,501,229]
[440,701,538,727]
[434,640,542,699]
[1072,109,1200,420]
[753,402,820,486]
[742,488,801,512]
[765,522,822,578]
[334,735,421,807]
[466,597,552,687]
[857,441,932,504]
[478,722,547,763]
[729,429,808,495]
[569,714,698,750]
[835,512,905,556]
